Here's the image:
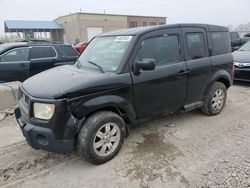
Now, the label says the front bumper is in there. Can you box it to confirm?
[234,67,250,82]
[15,107,79,153]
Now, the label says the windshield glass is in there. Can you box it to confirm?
[77,36,133,72]
[238,41,250,51]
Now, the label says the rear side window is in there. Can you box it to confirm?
[230,32,239,40]
[59,45,79,57]
[136,35,181,67]
[30,46,56,59]
[211,32,231,55]
[185,33,206,60]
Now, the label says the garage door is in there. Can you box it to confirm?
[87,27,103,41]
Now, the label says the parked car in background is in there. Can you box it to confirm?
[233,41,250,82]
[0,41,79,82]
[15,24,233,164]
[244,33,250,38]
[74,42,88,54]
[230,31,250,51]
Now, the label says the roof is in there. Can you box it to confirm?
[0,42,28,54]
[99,24,229,37]
[55,12,166,21]
[4,20,63,32]
[0,41,71,54]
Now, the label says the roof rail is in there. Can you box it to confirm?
[28,40,66,44]
[27,39,52,43]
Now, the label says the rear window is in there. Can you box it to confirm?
[59,45,79,57]
[30,46,56,59]
[210,32,231,56]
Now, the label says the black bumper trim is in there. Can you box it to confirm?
[15,108,74,153]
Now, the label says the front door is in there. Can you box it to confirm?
[0,47,30,82]
[131,28,188,118]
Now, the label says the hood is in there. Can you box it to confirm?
[233,50,250,63]
[22,65,128,99]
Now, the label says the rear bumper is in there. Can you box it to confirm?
[234,68,250,82]
[15,108,74,153]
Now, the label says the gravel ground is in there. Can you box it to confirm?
[0,83,249,188]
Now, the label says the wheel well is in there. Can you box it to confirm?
[217,78,230,88]
[84,107,130,137]
[86,106,129,124]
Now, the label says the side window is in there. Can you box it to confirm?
[59,45,79,57]
[211,32,231,55]
[29,47,56,59]
[230,32,239,40]
[1,48,29,62]
[129,22,137,28]
[185,33,206,60]
[136,35,180,67]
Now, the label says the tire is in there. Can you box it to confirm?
[201,82,227,116]
[77,111,126,164]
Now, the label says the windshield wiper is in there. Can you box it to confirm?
[76,59,81,68]
[87,61,105,73]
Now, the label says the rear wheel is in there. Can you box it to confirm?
[77,111,125,164]
[201,82,227,116]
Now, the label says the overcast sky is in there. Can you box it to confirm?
[0,0,250,35]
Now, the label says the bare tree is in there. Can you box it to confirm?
[226,25,234,31]
[235,23,250,31]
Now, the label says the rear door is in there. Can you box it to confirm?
[0,47,30,82]
[131,28,188,118]
[29,46,57,76]
[182,27,211,103]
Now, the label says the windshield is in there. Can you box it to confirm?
[238,41,250,51]
[77,36,133,72]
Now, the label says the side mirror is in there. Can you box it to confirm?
[134,58,156,73]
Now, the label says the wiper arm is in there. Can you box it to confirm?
[87,61,105,73]
[76,59,81,68]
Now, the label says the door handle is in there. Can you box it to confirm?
[20,63,26,67]
[178,70,190,77]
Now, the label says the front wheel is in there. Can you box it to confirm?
[201,82,227,116]
[77,111,126,164]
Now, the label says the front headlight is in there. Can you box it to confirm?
[234,62,250,67]
[33,103,55,120]
[234,62,241,67]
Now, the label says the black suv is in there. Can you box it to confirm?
[0,41,79,82]
[15,24,234,164]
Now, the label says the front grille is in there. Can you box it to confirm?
[235,69,250,81]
